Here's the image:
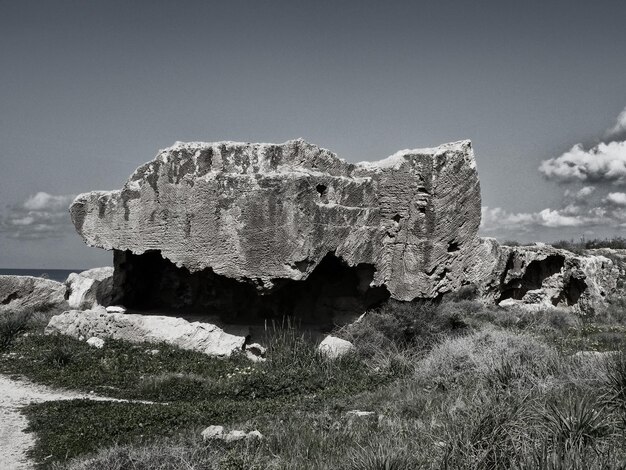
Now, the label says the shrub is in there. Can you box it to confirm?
[340,299,473,357]
[415,329,559,390]
[44,336,75,368]
[0,309,32,350]
[539,394,613,456]
[440,394,533,469]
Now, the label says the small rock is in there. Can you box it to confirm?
[246,430,263,440]
[318,335,355,359]
[245,343,267,362]
[201,425,224,441]
[86,337,104,349]
[148,349,160,355]
[246,343,266,357]
[346,410,375,417]
[106,305,126,314]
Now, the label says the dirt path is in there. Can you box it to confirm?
[0,374,156,469]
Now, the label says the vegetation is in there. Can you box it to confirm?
[552,236,626,252]
[3,296,626,468]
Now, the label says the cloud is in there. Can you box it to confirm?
[481,206,588,233]
[605,192,626,206]
[606,106,626,141]
[0,192,76,239]
[484,107,626,240]
[564,185,595,202]
[538,141,626,184]
[539,107,626,185]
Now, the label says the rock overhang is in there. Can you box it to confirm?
[70,138,482,303]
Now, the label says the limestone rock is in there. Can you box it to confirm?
[86,337,104,349]
[0,275,67,314]
[470,240,619,315]
[346,410,376,417]
[105,305,126,314]
[201,425,224,440]
[245,343,267,362]
[45,308,248,357]
[65,267,114,310]
[70,139,482,309]
[318,335,355,359]
[201,426,263,442]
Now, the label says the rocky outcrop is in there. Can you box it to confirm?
[470,240,619,314]
[65,267,114,310]
[70,139,482,318]
[0,276,68,314]
[45,307,256,358]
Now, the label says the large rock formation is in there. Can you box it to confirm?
[0,275,68,314]
[470,239,620,314]
[70,139,482,320]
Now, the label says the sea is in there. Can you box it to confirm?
[0,269,86,283]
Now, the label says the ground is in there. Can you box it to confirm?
[2,296,626,469]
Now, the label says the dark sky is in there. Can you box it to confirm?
[1,0,626,268]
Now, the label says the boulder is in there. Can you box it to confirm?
[318,335,355,359]
[470,240,619,315]
[69,139,482,319]
[45,307,260,358]
[0,275,68,314]
[65,267,114,310]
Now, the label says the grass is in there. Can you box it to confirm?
[3,297,626,469]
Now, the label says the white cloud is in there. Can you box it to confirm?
[487,106,626,240]
[535,208,583,227]
[605,192,626,206]
[538,141,626,184]
[564,185,595,202]
[1,192,76,240]
[606,106,626,140]
[481,206,587,233]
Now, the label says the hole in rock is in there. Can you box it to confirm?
[316,184,327,196]
[447,241,460,252]
[498,254,570,303]
[112,250,390,328]
[392,214,402,223]
[562,276,587,306]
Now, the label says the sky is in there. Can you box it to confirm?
[1,0,625,268]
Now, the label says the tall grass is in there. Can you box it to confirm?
[0,309,32,350]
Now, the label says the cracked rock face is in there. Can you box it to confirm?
[70,139,482,303]
[470,240,620,314]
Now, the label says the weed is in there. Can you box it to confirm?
[0,309,32,350]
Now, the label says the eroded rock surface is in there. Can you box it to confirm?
[45,307,251,357]
[470,239,619,314]
[65,267,114,310]
[70,139,482,310]
[0,276,67,314]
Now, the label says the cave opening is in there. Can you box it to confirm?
[498,254,567,302]
[112,249,390,326]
